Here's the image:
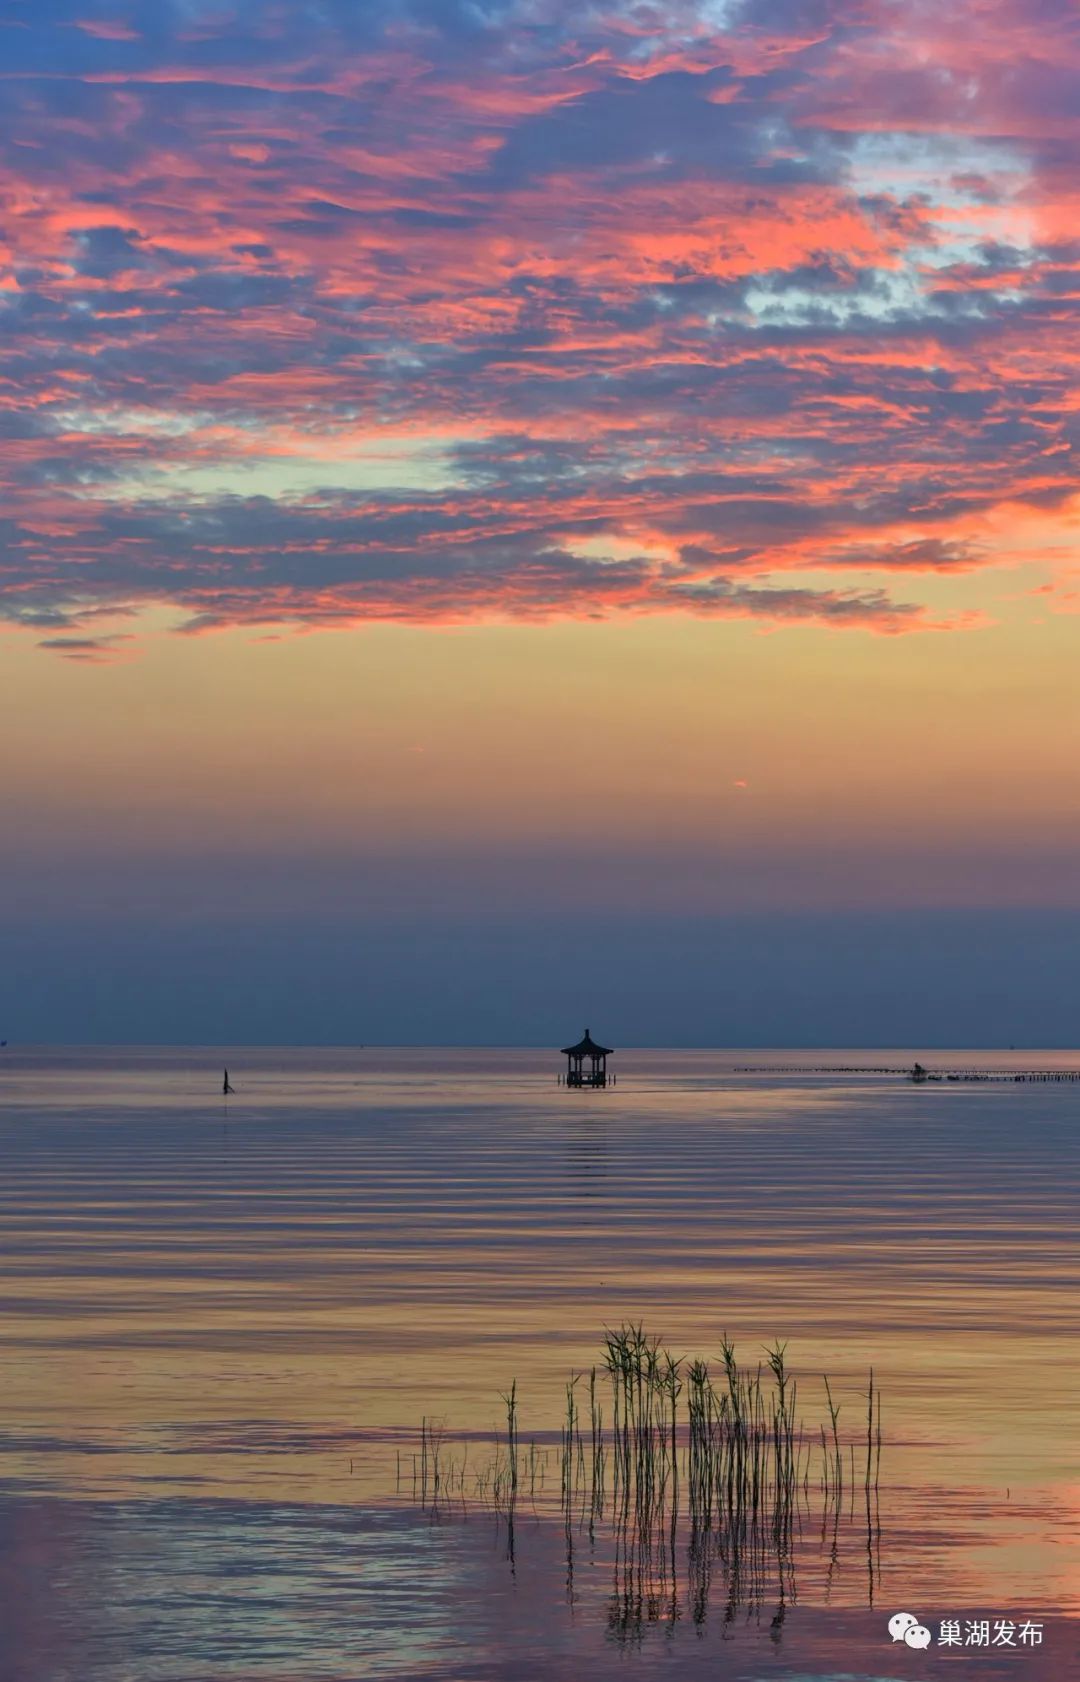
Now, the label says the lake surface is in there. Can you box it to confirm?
[0,1046,1076,1679]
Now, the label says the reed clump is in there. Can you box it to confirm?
[401,1328,885,1631]
[404,1325,881,1536]
[400,1327,885,1635]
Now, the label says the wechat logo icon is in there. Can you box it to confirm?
[888,1611,933,1649]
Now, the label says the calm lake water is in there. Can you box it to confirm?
[0,1046,1077,1680]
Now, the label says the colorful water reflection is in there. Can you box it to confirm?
[0,1047,1076,1677]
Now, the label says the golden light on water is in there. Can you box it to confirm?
[1,1048,1076,1624]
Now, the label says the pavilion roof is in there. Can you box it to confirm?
[560,1028,613,1056]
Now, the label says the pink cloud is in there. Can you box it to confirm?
[0,0,1076,651]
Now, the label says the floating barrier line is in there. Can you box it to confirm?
[733,1065,1080,1082]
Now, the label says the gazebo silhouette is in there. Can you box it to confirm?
[560,1028,613,1089]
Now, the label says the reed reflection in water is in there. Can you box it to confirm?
[407,1325,885,1648]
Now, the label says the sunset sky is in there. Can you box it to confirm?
[2,0,1079,1043]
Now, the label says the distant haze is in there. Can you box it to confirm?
[3,895,1078,1048]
